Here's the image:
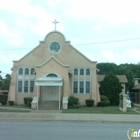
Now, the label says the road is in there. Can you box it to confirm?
[0,121,139,140]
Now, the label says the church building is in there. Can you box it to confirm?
[8,21,101,110]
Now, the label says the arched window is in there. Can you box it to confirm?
[80,69,84,75]
[25,68,29,75]
[86,69,90,75]
[47,73,58,77]
[19,68,23,75]
[31,68,35,75]
[74,69,78,75]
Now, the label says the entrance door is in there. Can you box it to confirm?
[43,86,59,101]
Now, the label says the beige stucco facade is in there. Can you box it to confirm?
[8,31,100,109]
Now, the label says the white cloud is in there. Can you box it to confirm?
[66,0,140,25]
[93,24,102,31]
[32,20,64,37]
[0,53,21,63]
[100,48,140,64]
[0,21,23,47]
[7,39,23,46]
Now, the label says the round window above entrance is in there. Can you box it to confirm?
[47,73,58,77]
[49,42,61,54]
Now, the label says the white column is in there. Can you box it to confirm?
[59,86,60,110]
[37,86,39,110]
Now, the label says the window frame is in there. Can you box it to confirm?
[24,80,28,93]
[86,81,90,94]
[79,81,84,94]
[25,68,29,75]
[80,69,84,75]
[31,68,35,75]
[30,81,34,93]
[18,68,23,75]
[74,69,78,75]
[73,81,78,93]
[86,69,90,75]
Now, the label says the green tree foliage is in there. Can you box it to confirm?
[0,74,11,90]
[97,63,140,90]
[99,72,123,105]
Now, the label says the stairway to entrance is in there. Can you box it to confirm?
[39,101,59,110]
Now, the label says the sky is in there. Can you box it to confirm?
[0,0,140,77]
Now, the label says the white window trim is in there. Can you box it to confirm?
[72,68,92,94]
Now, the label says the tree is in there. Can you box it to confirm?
[0,74,11,91]
[99,72,123,105]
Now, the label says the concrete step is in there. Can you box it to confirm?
[39,101,59,110]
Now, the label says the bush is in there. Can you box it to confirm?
[99,95,110,106]
[97,101,105,107]
[24,97,33,105]
[8,101,14,105]
[68,96,79,109]
[100,95,109,101]
[27,101,32,108]
[0,94,8,105]
[104,100,110,106]
[85,99,94,107]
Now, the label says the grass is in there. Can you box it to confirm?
[0,108,31,113]
[62,106,139,114]
[1,105,29,109]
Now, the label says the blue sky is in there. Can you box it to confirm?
[0,0,140,77]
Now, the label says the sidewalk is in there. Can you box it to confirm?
[0,110,140,123]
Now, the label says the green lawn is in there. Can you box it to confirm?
[62,106,139,114]
[0,105,29,109]
[0,108,31,113]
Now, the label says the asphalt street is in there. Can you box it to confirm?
[0,121,139,140]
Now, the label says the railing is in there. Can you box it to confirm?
[32,96,39,110]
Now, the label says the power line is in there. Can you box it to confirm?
[0,37,140,51]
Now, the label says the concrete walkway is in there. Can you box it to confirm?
[0,110,139,123]
[0,105,140,123]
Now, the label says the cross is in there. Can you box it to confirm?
[52,19,59,31]
[51,50,55,57]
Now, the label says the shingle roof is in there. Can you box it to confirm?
[97,75,128,83]
[132,84,140,90]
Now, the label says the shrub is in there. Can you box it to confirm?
[8,101,14,105]
[100,95,109,102]
[97,101,105,107]
[24,97,33,105]
[27,101,32,108]
[68,96,79,109]
[85,99,94,107]
[99,95,110,106]
[0,94,8,105]
[104,100,110,106]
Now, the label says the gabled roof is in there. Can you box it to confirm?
[13,31,97,64]
[132,84,140,90]
[97,75,128,83]
[35,56,69,68]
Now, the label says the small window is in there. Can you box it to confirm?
[31,68,35,75]
[86,81,90,93]
[30,81,34,92]
[25,68,29,75]
[80,69,84,75]
[18,81,22,92]
[73,81,78,93]
[24,81,28,92]
[86,69,90,75]
[79,81,84,93]
[19,68,23,75]
[47,73,57,77]
[74,69,78,75]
